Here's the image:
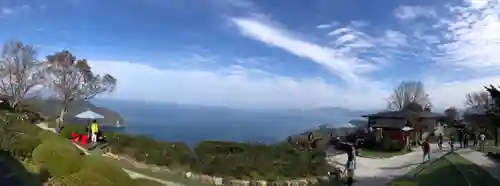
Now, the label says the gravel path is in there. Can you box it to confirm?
[455,148,500,182]
[328,143,453,186]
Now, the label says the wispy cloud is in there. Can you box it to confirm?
[230,16,385,83]
[395,5,437,20]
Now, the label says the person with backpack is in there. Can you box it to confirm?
[421,139,431,164]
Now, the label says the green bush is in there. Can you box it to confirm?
[32,139,83,177]
[59,124,87,139]
[9,134,41,159]
[5,123,42,135]
[105,132,195,169]
[193,141,330,180]
[79,156,133,186]
[50,169,115,186]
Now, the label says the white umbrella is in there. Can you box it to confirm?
[75,110,104,119]
[401,126,414,131]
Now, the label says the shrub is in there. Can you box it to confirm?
[32,139,83,177]
[79,156,133,186]
[9,134,41,159]
[105,132,195,169]
[59,124,87,139]
[37,130,63,143]
[50,170,115,186]
[5,123,42,136]
[193,141,330,180]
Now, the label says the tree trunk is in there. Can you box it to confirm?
[57,107,66,128]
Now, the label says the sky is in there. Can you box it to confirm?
[1,0,500,110]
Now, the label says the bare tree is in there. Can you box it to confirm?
[387,81,431,111]
[465,91,492,112]
[46,51,117,127]
[0,41,46,110]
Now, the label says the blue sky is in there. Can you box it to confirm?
[2,0,500,110]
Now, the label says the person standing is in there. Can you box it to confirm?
[458,129,464,148]
[90,120,99,144]
[473,133,478,147]
[421,139,431,164]
[437,133,444,150]
[479,132,486,152]
[449,135,455,152]
[464,133,469,148]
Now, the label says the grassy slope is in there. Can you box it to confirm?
[389,152,500,186]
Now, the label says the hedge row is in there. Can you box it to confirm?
[0,121,151,186]
[98,127,331,180]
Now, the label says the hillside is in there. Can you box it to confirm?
[24,99,124,127]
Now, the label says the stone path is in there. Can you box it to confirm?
[328,143,453,186]
[36,123,185,186]
[455,148,500,182]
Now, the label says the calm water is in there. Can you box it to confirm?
[95,100,363,146]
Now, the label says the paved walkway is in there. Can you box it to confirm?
[328,143,453,186]
[455,148,500,182]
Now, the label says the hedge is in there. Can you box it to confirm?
[59,124,87,139]
[105,132,195,169]
[32,139,84,177]
[192,141,330,180]
[79,156,134,186]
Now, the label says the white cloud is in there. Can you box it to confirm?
[395,5,437,20]
[230,16,383,83]
[433,0,500,72]
[1,8,13,15]
[88,60,389,110]
[316,24,331,29]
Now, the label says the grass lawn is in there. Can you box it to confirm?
[388,152,500,186]
[97,155,214,186]
[360,148,409,158]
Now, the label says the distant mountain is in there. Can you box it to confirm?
[25,99,124,127]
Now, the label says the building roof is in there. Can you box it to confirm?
[362,110,443,119]
[371,119,409,129]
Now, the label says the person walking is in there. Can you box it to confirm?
[421,139,431,164]
[90,120,99,144]
[464,132,470,148]
[345,154,356,186]
[479,132,486,152]
[473,133,478,147]
[437,133,444,150]
[449,135,455,152]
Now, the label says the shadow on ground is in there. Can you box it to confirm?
[0,151,44,186]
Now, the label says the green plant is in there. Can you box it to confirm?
[59,124,87,139]
[50,169,115,186]
[32,139,83,177]
[79,156,133,186]
[9,134,41,159]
